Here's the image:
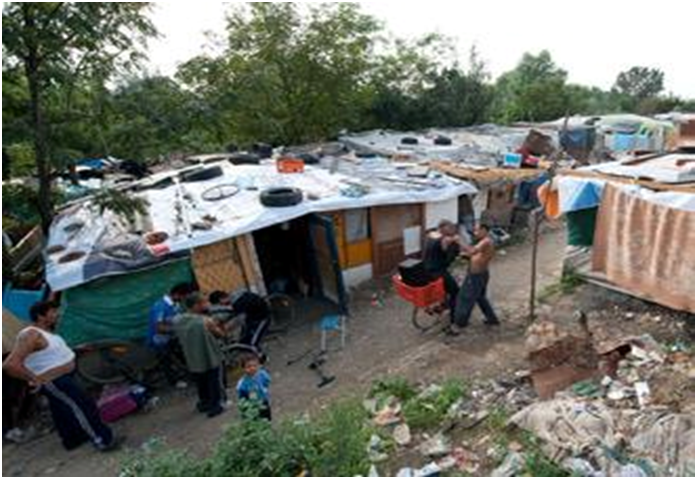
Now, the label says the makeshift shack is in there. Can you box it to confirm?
[44,160,476,345]
[551,152,695,312]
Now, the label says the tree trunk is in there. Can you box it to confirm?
[24,9,54,233]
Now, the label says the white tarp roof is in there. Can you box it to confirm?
[557,159,695,214]
[339,126,558,167]
[45,161,476,291]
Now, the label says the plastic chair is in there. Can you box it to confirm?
[320,314,346,352]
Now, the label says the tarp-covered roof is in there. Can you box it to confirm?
[45,161,476,291]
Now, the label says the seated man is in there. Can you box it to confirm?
[147,283,192,385]
[230,291,271,347]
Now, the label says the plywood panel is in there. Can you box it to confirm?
[192,239,247,294]
[311,221,340,302]
[371,204,423,277]
[374,238,406,276]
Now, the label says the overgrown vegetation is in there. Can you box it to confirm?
[122,400,374,477]
[402,379,466,430]
[369,376,466,430]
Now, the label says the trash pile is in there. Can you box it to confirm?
[506,316,696,477]
[360,318,694,477]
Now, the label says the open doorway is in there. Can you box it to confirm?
[252,214,347,314]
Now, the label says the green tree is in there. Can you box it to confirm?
[364,33,456,129]
[417,47,494,127]
[2,2,156,231]
[179,2,380,145]
[104,76,202,160]
[493,50,570,122]
[614,66,665,100]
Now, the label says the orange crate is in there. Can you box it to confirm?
[392,275,445,308]
[277,157,305,173]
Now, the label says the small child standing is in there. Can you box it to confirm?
[236,354,271,420]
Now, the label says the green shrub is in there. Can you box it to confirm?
[122,400,374,477]
[370,376,418,402]
[121,440,208,477]
[403,378,465,430]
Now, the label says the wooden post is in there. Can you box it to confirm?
[528,115,569,323]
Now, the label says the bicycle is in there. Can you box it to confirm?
[74,339,170,389]
[393,275,449,331]
[218,293,294,384]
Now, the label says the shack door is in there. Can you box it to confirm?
[308,214,348,314]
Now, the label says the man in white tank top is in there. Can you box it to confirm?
[3,301,119,452]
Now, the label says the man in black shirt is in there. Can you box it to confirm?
[422,220,461,322]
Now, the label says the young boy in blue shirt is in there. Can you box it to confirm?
[236,354,271,421]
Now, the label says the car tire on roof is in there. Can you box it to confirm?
[434,135,452,146]
[252,143,273,159]
[228,153,261,165]
[179,165,224,183]
[401,136,419,145]
[297,153,320,165]
[260,187,303,207]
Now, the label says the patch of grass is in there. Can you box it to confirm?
[519,433,570,477]
[485,405,510,433]
[370,376,418,402]
[538,270,583,303]
[403,378,466,430]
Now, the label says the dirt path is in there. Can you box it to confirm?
[2,226,567,477]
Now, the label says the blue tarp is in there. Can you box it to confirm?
[77,158,107,170]
[2,284,47,322]
[558,177,606,213]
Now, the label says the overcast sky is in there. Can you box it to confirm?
[147,1,695,98]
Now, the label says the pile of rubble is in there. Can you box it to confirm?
[361,314,694,477]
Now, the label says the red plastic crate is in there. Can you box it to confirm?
[277,157,305,173]
[392,275,445,308]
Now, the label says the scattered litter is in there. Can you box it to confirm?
[393,423,411,447]
[373,402,401,427]
[367,434,389,463]
[562,457,601,477]
[634,381,651,407]
[489,451,524,477]
[419,433,451,457]
[510,399,616,459]
[630,413,695,477]
[363,398,378,415]
[461,409,490,429]
[414,462,441,477]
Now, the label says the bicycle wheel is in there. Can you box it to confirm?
[411,306,443,332]
[76,340,158,386]
[267,293,294,333]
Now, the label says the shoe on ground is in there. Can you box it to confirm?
[445,324,466,336]
[98,434,126,453]
[484,320,501,327]
[207,406,225,418]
